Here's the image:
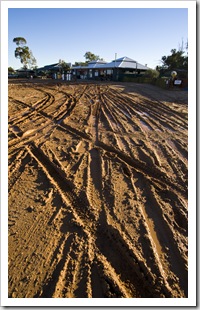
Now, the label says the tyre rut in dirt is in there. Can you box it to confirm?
[9,82,188,298]
[27,143,96,227]
[97,140,185,196]
[131,171,187,296]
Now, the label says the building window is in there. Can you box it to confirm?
[107,69,112,75]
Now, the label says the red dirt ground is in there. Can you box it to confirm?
[8,80,188,298]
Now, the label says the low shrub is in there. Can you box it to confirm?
[121,75,167,89]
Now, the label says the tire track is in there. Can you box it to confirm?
[8,82,188,298]
[25,143,171,297]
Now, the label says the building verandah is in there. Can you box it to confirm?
[71,56,149,81]
[34,56,149,81]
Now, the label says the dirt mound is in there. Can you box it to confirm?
[8,81,188,298]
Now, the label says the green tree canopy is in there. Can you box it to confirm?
[74,61,86,66]
[84,51,104,63]
[13,37,27,46]
[58,59,70,72]
[161,49,188,70]
[13,37,37,69]
[8,67,15,73]
[144,69,160,79]
[157,45,188,74]
[145,69,160,79]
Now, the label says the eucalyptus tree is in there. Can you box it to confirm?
[13,37,27,46]
[84,51,104,63]
[156,41,188,75]
[58,59,70,73]
[8,67,15,74]
[13,37,37,69]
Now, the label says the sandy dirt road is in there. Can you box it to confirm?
[8,80,188,298]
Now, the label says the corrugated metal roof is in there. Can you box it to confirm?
[116,56,137,63]
[36,57,149,72]
[16,69,34,72]
[72,60,107,70]
[37,63,71,71]
[92,57,149,70]
[64,57,149,71]
[88,60,107,68]
[37,63,59,71]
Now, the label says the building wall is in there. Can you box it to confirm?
[71,67,146,81]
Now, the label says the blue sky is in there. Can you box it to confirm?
[8,7,188,70]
